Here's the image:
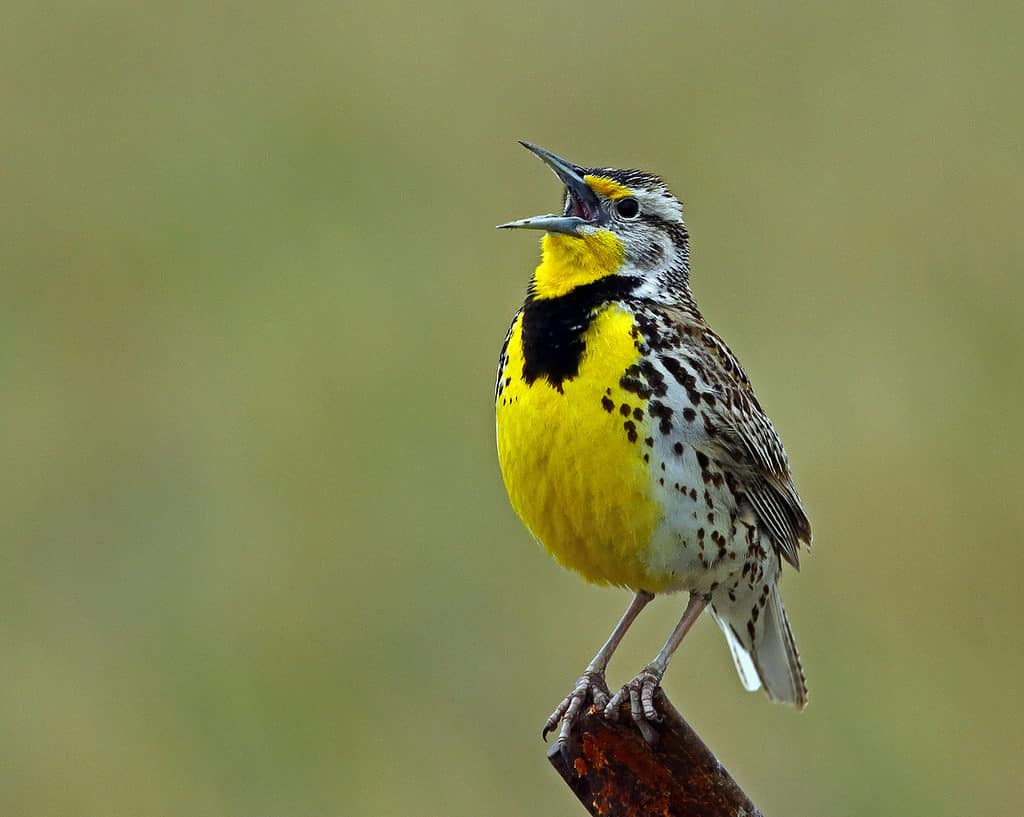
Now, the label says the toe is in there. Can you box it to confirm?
[641,676,661,722]
[543,671,608,741]
[604,688,626,720]
[563,692,585,725]
[628,683,645,727]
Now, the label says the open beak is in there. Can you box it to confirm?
[496,142,603,235]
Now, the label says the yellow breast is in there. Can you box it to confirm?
[496,304,665,590]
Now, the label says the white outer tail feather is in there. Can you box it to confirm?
[715,614,761,692]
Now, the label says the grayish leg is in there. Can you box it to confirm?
[543,590,654,749]
[605,592,710,741]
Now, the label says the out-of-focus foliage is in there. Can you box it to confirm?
[2,2,1022,815]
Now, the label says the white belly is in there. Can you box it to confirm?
[642,438,750,593]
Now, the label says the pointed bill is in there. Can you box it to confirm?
[496,214,590,233]
[496,142,603,235]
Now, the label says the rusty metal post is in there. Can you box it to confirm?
[548,690,763,817]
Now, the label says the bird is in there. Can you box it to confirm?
[494,142,812,747]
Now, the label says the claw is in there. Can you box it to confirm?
[558,736,572,766]
[636,718,659,744]
[542,696,573,741]
[556,713,573,760]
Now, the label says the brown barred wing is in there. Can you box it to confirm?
[707,384,812,570]
[645,304,811,570]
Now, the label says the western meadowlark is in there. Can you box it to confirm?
[495,143,812,747]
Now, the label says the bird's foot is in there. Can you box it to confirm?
[604,664,663,743]
[542,669,610,751]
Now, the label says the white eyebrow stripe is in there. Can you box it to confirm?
[634,189,683,222]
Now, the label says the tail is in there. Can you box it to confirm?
[711,584,808,709]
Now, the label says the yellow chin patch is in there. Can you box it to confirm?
[584,174,633,201]
[531,231,625,300]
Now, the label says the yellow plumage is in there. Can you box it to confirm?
[496,303,667,590]
[527,231,625,300]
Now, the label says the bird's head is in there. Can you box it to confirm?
[498,142,690,301]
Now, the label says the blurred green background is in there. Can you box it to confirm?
[2,1,1022,814]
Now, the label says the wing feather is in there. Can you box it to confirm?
[652,305,812,568]
[707,381,811,569]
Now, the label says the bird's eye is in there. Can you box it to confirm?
[615,197,640,219]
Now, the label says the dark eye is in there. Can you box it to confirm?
[615,197,640,219]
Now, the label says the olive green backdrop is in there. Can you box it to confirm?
[3,2,1022,815]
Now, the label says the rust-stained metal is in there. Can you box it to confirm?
[547,690,763,817]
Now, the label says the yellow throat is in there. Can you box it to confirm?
[530,231,625,300]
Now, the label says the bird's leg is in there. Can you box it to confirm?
[606,591,710,741]
[543,590,654,748]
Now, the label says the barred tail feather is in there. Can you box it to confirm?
[712,586,808,708]
[754,586,807,708]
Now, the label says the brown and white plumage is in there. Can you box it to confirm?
[638,303,812,570]
[624,300,811,706]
